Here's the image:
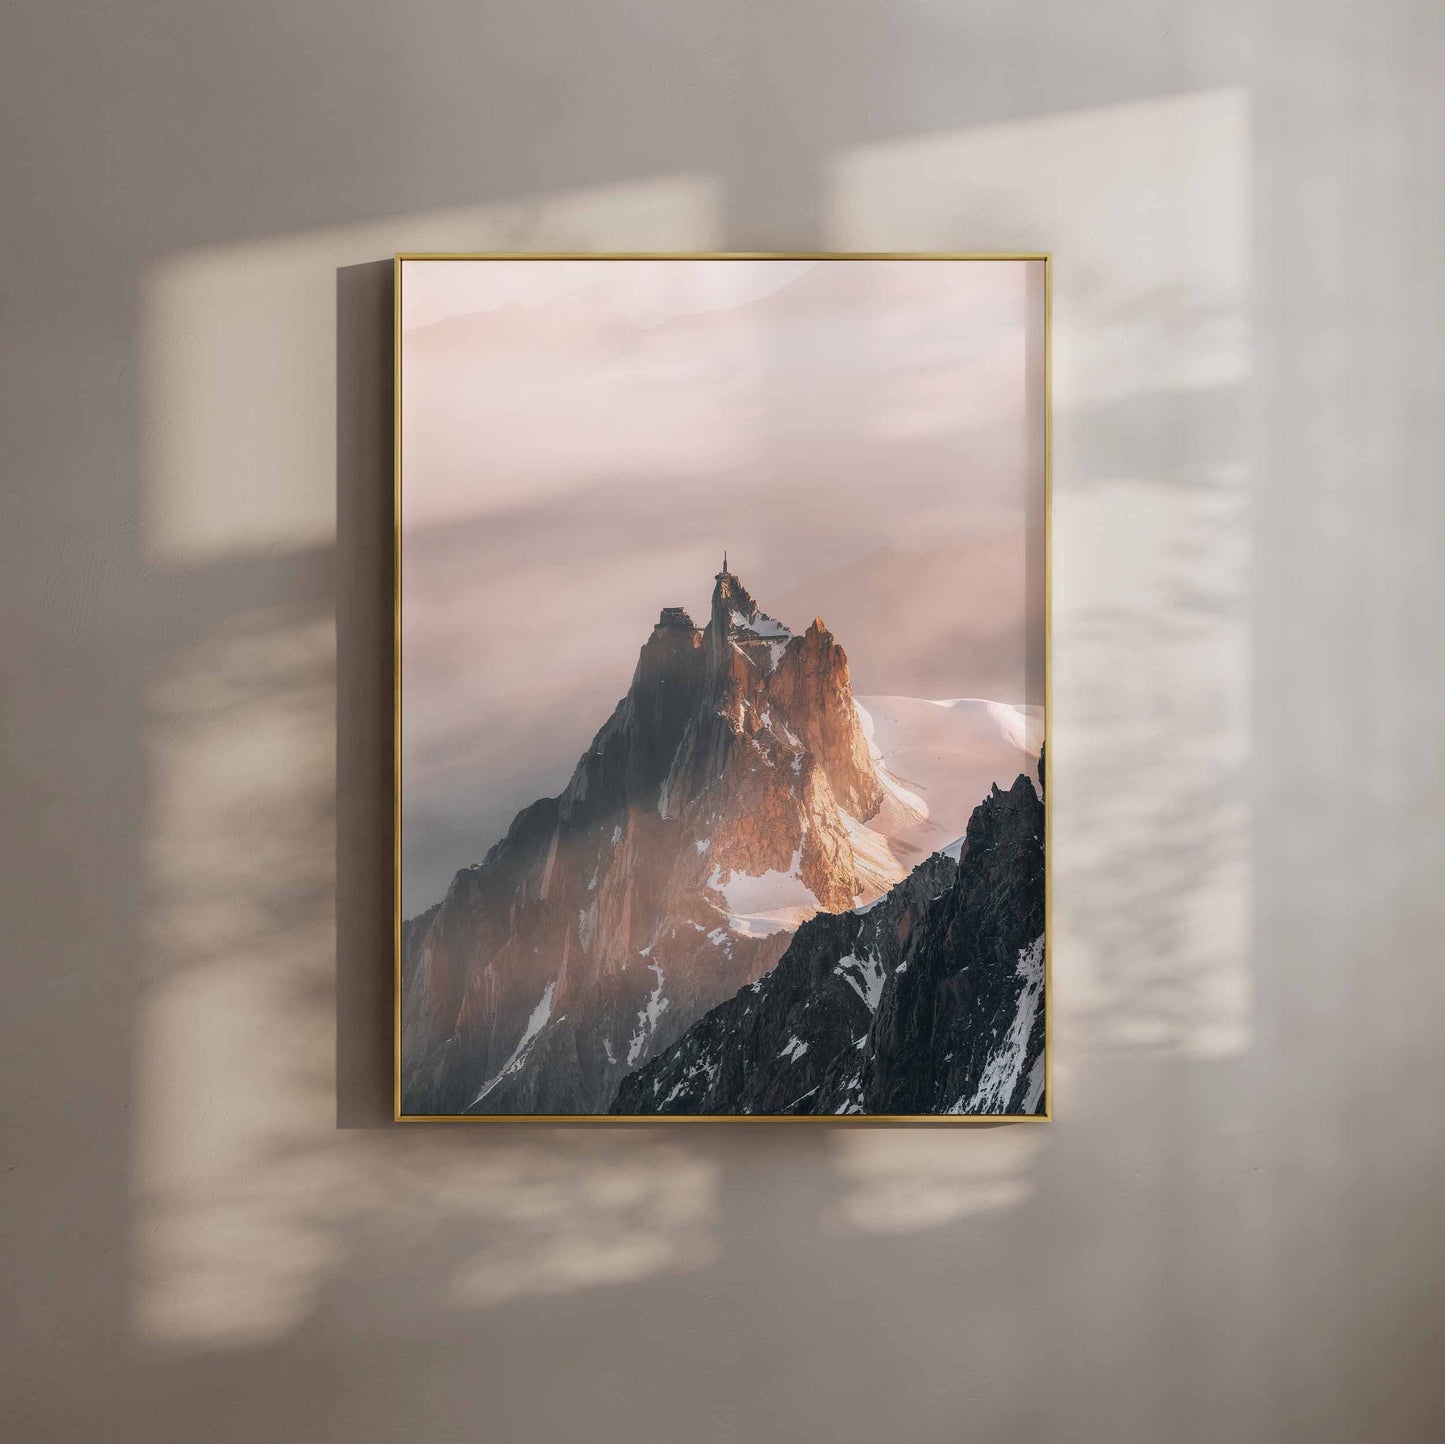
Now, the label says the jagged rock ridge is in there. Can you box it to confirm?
[401,560,911,1115]
[610,755,1046,1116]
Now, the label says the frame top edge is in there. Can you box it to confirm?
[395,251,1052,262]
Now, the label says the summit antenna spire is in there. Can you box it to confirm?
[723,550,728,574]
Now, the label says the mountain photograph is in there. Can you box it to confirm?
[397,256,1048,1118]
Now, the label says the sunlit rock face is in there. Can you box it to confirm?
[401,563,903,1115]
[612,760,1046,1118]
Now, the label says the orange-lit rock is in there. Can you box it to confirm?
[400,562,899,1115]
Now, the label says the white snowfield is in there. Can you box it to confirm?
[855,695,1042,845]
[709,694,1043,935]
[708,854,821,937]
[839,695,1042,910]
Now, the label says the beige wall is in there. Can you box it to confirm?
[3,4,1442,1440]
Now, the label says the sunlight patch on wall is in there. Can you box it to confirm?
[139,175,721,565]
[135,605,720,1348]
[827,90,1253,1066]
[136,607,341,1346]
[828,1129,1044,1233]
[441,1137,718,1311]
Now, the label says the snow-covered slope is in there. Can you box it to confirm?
[844,695,1043,895]
[858,695,1041,837]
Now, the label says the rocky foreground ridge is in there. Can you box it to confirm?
[611,756,1046,1117]
[401,561,918,1115]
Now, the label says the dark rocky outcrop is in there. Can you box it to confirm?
[610,756,1046,1117]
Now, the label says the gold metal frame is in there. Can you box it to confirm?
[393,252,1052,1124]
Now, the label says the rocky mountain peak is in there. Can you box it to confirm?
[635,605,703,685]
[401,558,909,1116]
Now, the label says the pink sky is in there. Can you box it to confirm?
[401,258,1044,912]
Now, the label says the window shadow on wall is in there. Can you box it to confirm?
[5,9,1302,1439]
[122,104,1258,1444]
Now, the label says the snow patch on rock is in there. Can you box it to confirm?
[468,981,556,1108]
[708,853,821,937]
[835,949,887,1013]
[627,962,670,1066]
[950,935,1045,1114]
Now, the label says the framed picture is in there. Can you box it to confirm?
[395,253,1050,1121]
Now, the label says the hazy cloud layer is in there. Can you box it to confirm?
[401,259,1044,912]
